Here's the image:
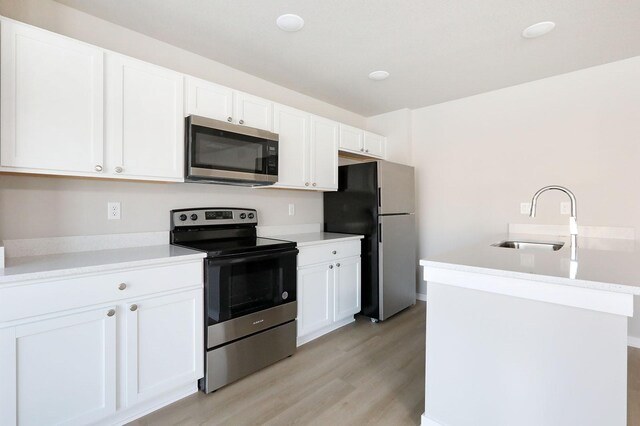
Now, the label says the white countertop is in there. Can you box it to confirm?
[0,245,206,285]
[420,234,640,295]
[269,232,363,247]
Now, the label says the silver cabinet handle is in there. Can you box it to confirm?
[312,183,317,187]
[365,149,369,153]
[95,165,103,172]
[239,119,245,125]
[115,166,123,174]
[336,263,341,267]
[107,309,115,317]
[360,148,365,152]
[329,265,333,269]
[118,283,126,290]
[305,182,309,187]
[227,117,233,122]
[332,250,337,255]
[130,304,138,312]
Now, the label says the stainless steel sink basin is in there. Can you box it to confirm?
[491,240,564,251]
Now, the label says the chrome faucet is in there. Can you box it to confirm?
[529,185,578,272]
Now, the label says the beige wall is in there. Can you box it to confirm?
[410,56,640,337]
[0,0,368,241]
[366,109,413,165]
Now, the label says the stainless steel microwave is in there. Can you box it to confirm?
[185,115,279,186]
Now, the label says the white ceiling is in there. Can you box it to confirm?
[55,0,640,116]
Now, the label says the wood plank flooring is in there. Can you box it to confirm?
[129,301,640,426]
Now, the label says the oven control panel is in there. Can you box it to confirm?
[171,208,257,228]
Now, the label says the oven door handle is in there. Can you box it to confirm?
[207,248,298,265]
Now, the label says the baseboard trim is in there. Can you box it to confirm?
[421,413,443,426]
[416,292,427,301]
[97,383,197,426]
[629,336,640,349]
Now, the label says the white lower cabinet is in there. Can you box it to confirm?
[296,239,362,346]
[0,307,117,426]
[298,264,333,337]
[0,259,204,426]
[124,289,203,407]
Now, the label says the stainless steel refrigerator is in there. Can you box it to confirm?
[324,161,416,322]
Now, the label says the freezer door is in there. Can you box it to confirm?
[378,214,417,320]
[378,161,415,215]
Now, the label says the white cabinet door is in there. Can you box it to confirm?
[106,53,184,181]
[339,124,364,153]
[298,263,334,337]
[0,307,117,426]
[363,131,386,158]
[185,76,234,122]
[0,20,104,175]
[124,289,203,407]
[273,104,310,188]
[334,256,361,322]
[310,116,339,190]
[233,92,273,131]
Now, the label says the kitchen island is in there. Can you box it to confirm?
[420,234,640,426]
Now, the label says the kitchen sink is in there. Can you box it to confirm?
[491,240,564,251]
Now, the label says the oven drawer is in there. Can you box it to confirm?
[297,240,361,267]
[0,260,203,323]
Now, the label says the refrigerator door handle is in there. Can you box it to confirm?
[379,223,382,243]
[378,187,381,207]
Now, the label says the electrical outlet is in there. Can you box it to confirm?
[288,203,295,216]
[560,202,571,215]
[520,202,531,215]
[107,202,121,220]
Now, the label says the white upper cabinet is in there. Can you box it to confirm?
[310,115,339,190]
[363,131,386,158]
[233,92,273,131]
[105,53,184,181]
[339,124,364,153]
[0,20,104,175]
[273,104,310,188]
[185,76,234,122]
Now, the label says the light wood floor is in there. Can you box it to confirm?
[130,301,640,426]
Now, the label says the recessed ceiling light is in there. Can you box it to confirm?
[522,21,556,39]
[276,14,304,32]
[368,70,389,81]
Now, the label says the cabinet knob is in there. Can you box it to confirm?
[360,148,365,152]
[329,265,334,269]
[332,250,337,255]
[336,263,341,267]
[118,283,126,290]
[365,149,369,153]
[312,183,317,187]
[130,304,138,312]
[239,119,245,125]
[305,182,310,187]
[95,165,103,172]
[115,166,123,174]
[107,309,115,317]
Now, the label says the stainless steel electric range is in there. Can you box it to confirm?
[170,208,297,393]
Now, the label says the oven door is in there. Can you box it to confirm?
[205,248,297,325]
[186,115,278,185]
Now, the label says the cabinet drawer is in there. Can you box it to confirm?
[297,240,360,267]
[0,261,203,323]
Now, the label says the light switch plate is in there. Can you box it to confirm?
[520,202,531,215]
[560,202,571,215]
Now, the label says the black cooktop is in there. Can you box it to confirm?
[175,237,296,257]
